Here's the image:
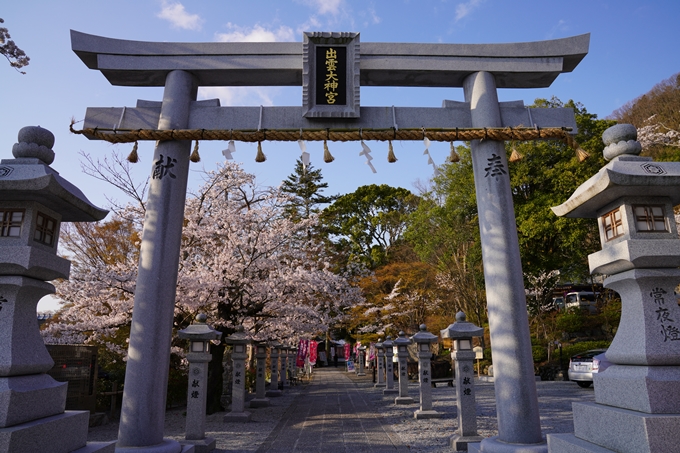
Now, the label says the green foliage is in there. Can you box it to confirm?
[322,184,419,268]
[561,341,611,360]
[280,159,337,221]
[555,310,585,333]
[532,345,548,362]
[405,145,487,326]
[509,98,615,281]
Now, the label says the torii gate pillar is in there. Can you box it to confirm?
[464,72,545,452]
[116,69,197,452]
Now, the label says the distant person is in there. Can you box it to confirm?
[334,352,338,367]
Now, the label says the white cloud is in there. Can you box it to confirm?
[296,16,323,34]
[198,86,280,107]
[215,23,295,43]
[455,0,484,22]
[367,6,382,25]
[157,1,203,30]
[299,0,345,16]
[546,19,569,39]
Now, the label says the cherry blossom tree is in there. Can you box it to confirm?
[0,18,30,74]
[43,161,362,357]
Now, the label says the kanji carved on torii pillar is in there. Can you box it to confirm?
[71,29,589,453]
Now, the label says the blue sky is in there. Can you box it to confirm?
[2,0,679,210]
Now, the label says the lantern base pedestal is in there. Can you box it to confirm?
[0,410,116,453]
[223,411,251,423]
[181,437,215,453]
[394,396,414,405]
[374,383,386,388]
[413,409,441,419]
[451,434,484,451]
[249,398,270,408]
[383,388,398,395]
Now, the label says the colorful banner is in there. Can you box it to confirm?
[309,340,318,365]
[369,343,376,361]
[296,339,308,367]
[344,343,350,361]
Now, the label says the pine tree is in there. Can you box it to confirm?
[280,159,337,221]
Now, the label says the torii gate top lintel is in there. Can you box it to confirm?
[70,30,589,89]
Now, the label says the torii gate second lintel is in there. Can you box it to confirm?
[71,30,589,89]
[72,31,590,453]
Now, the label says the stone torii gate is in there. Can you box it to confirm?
[71,30,589,453]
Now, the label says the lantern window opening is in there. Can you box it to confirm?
[602,207,624,242]
[191,341,206,353]
[633,205,668,233]
[34,212,57,246]
[0,209,24,237]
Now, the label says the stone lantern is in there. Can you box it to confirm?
[393,331,414,404]
[249,342,270,408]
[223,326,251,422]
[357,345,367,376]
[411,324,441,419]
[0,126,111,453]
[549,124,680,452]
[266,341,282,397]
[374,338,386,388]
[382,336,398,395]
[178,313,222,452]
[441,311,484,451]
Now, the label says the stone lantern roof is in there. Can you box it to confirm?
[552,124,680,219]
[441,312,484,339]
[223,325,251,345]
[411,324,438,344]
[393,331,412,346]
[178,314,222,342]
[0,126,108,222]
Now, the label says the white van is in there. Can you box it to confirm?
[564,291,598,313]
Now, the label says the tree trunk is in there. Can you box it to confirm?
[206,343,225,414]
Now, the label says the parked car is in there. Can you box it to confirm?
[564,291,599,313]
[568,348,611,387]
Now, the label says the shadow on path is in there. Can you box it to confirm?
[255,367,409,453]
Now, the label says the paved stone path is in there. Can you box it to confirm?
[255,367,409,453]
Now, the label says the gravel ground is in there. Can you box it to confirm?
[87,373,595,452]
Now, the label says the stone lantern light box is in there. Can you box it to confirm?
[553,124,680,277]
[0,127,108,282]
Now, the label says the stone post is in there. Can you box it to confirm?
[374,339,386,388]
[357,346,367,376]
[290,347,298,380]
[178,314,221,452]
[249,343,269,408]
[383,336,398,395]
[0,126,112,453]
[442,312,484,451]
[223,326,251,422]
[280,347,288,389]
[463,71,545,453]
[548,124,680,453]
[411,325,441,419]
[266,343,282,397]
[117,69,198,452]
[394,331,414,405]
